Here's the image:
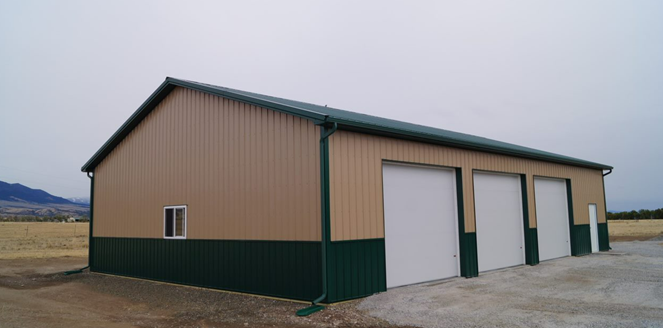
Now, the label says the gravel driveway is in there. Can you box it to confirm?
[359,241,663,328]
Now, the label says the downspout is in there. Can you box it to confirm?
[602,169,612,250]
[296,121,337,316]
[64,171,94,275]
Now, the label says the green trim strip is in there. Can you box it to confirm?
[82,79,327,172]
[600,175,611,251]
[82,82,175,172]
[521,174,539,265]
[459,233,479,277]
[88,173,95,267]
[598,223,610,251]
[316,124,330,306]
[456,168,479,277]
[335,123,611,170]
[330,238,384,244]
[296,305,324,316]
[314,123,338,306]
[566,180,591,256]
[168,79,328,122]
[526,228,539,264]
[570,225,592,256]
[91,237,322,301]
[566,179,576,254]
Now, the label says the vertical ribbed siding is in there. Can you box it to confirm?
[598,223,610,251]
[521,174,539,265]
[326,239,386,303]
[94,87,321,241]
[525,229,540,264]
[328,131,607,241]
[456,168,478,277]
[459,233,479,277]
[600,175,611,252]
[570,225,592,256]
[91,237,322,301]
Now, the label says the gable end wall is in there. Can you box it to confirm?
[93,87,321,241]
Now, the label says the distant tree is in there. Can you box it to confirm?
[655,208,663,220]
[607,207,663,220]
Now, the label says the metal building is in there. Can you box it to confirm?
[81,77,612,305]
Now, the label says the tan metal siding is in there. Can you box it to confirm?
[93,87,321,241]
[329,130,606,241]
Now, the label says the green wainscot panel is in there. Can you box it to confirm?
[326,238,386,303]
[91,237,322,301]
[598,223,610,251]
[570,224,592,256]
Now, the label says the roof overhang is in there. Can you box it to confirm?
[82,77,613,172]
[331,121,613,170]
[81,78,329,172]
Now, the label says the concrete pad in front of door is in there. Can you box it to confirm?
[359,241,663,328]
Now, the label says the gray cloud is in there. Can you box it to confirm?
[1,0,661,211]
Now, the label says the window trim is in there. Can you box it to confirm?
[163,205,187,239]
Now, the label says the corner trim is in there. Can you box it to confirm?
[457,168,478,277]
[521,174,539,265]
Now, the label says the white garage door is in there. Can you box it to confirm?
[474,172,525,272]
[383,163,459,288]
[535,177,571,261]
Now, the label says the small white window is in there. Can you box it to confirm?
[164,205,187,239]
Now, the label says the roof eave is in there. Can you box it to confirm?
[82,78,329,172]
[328,118,613,171]
[166,78,328,122]
[82,77,612,172]
[81,80,175,172]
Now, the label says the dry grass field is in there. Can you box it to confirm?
[608,219,663,242]
[0,222,89,259]
[0,222,661,327]
[1,220,661,260]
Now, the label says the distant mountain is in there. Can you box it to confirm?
[67,197,90,205]
[0,180,88,217]
[0,180,74,204]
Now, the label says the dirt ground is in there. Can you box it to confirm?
[1,222,661,327]
[3,242,663,328]
[0,222,89,259]
[608,219,663,242]
[0,257,409,328]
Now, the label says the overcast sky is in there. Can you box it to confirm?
[1,1,661,211]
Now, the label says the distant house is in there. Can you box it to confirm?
[67,217,76,223]
[81,77,613,303]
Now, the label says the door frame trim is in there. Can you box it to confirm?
[472,170,527,271]
[588,203,599,253]
[533,176,572,261]
[381,161,462,286]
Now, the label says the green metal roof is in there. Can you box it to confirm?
[82,77,612,172]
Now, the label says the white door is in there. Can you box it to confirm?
[589,204,599,253]
[474,172,525,272]
[534,178,571,261]
[383,163,459,288]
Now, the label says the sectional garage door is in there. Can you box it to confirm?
[534,177,571,261]
[473,172,525,272]
[382,163,459,288]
